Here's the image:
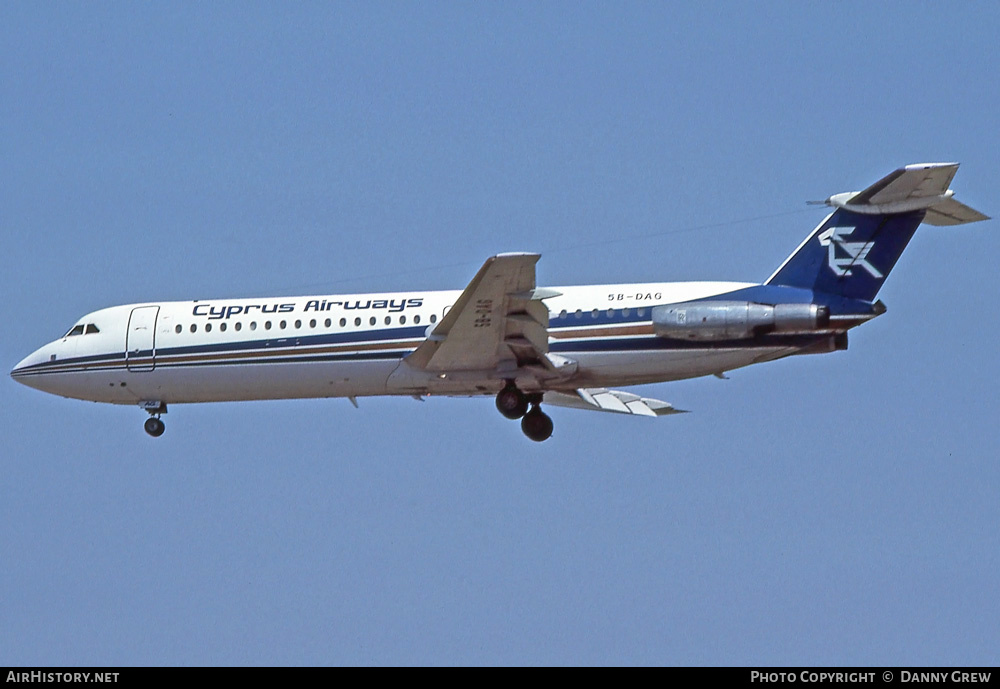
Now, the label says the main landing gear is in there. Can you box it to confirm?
[496,382,553,442]
[141,402,167,438]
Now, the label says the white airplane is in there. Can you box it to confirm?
[11,163,989,441]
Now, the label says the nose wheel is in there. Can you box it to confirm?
[144,417,165,437]
[496,382,553,441]
[140,401,167,437]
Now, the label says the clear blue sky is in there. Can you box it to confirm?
[2,3,998,665]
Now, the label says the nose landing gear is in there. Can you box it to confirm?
[144,417,165,437]
[495,382,553,442]
[140,401,167,438]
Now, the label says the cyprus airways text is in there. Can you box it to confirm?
[193,298,425,320]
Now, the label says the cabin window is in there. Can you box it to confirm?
[175,325,182,334]
[85,324,100,334]
[414,315,420,325]
[575,309,583,319]
[250,322,257,331]
[622,308,630,317]
[354,317,361,326]
[309,319,316,328]
[384,316,391,325]
[190,324,197,333]
[279,320,287,329]
[339,318,346,327]
[591,309,599,318]
[205,323,212,332]
[559,309,567,319]
[265,321,272,330]
[65,325,85,337]
[637,308,646,318]
[369,317,376,326]
[219,323,227,332]
[294,320,301,329]
[324,318,331,328]
[235,322,242,331]
[430,314,437,324]
[400,315,406,325]
[607,309,614,318]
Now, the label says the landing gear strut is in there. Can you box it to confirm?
[141,401,167,438]
[495,382,553,442]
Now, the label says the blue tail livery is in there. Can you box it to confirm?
[767,163,989,302]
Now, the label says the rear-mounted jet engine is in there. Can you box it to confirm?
[652,301,830,341]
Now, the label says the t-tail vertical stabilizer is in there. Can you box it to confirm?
[766,163,989,302]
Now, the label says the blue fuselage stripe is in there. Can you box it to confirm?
[12,328,833,378]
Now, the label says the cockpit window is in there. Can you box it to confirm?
[64,323,101,337]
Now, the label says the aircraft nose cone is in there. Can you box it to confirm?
[11,349,44,386]
[11,355,30,379]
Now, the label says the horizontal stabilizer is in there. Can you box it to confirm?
[851,162,958,206]
[922,197,991,226]
[824,162,988,222]
[543,388,687,417]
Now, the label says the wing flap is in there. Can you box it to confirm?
[505,314,549,356]
[543,388,688,417]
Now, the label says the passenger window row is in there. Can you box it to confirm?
[554,308,647,320]
[173,313,437,335]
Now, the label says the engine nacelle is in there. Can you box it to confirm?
[651,301,830,341]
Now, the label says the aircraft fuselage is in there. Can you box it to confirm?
[14,280,840,406]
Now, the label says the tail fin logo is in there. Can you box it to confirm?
[817,226,883,279]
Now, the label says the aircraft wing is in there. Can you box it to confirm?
[405,253,567,374]
[543,388,688,417]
